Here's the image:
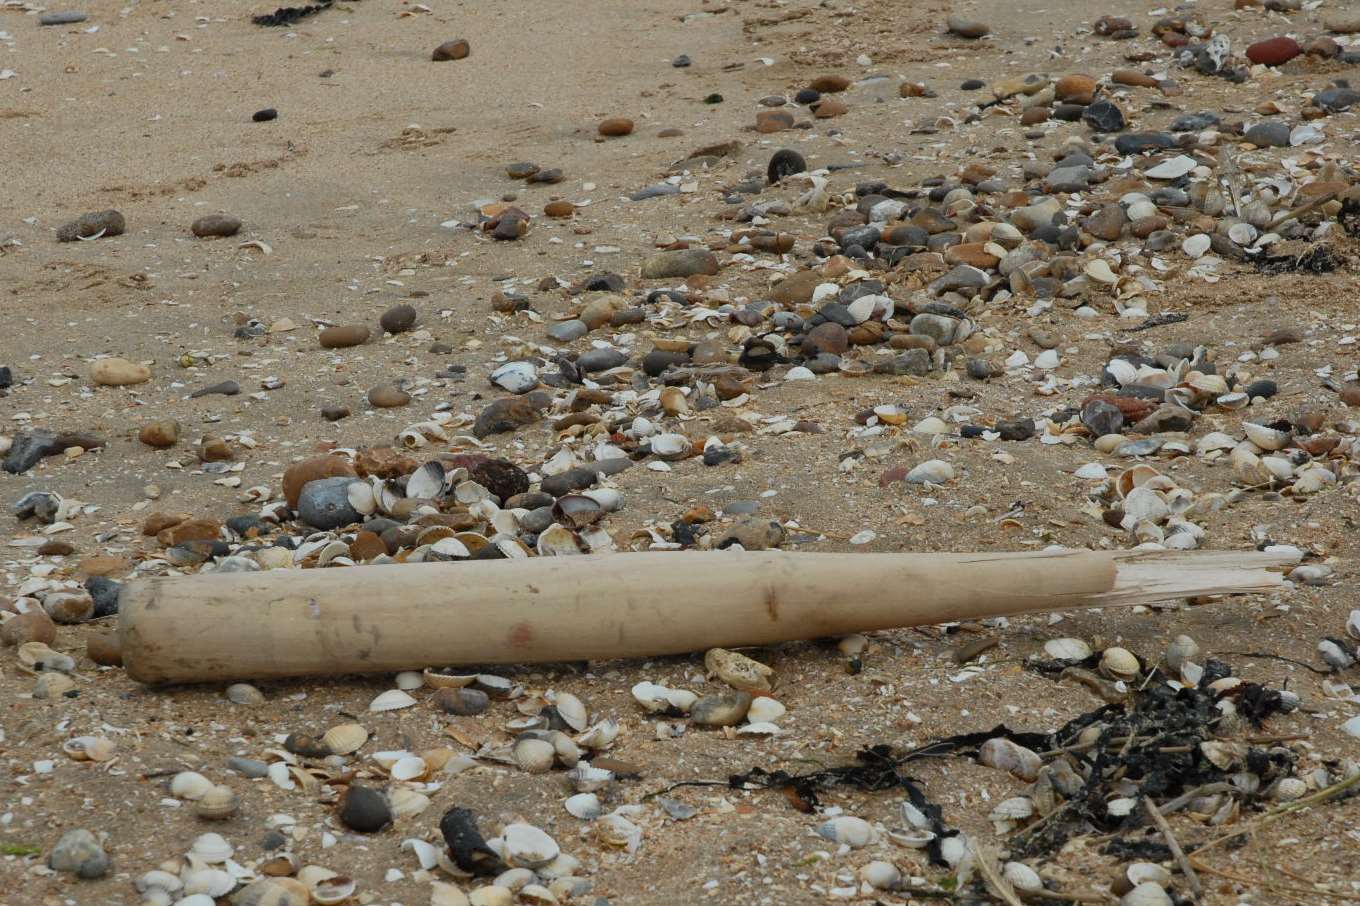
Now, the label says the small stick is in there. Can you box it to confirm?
[1023,889,1113,904]
[1189,858,1331,898]
[972,842,1025,906]
[1189,770,1360,858]
[1268,190,1339,229]
[1142,796,1204,903]
[1158,783,1236,815]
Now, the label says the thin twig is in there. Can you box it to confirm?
[972,841,1025,906]
[1189,858,1332,898]
[1268,190,1340,229]
[1158,783,1236,815]
[1142,796,1203,903]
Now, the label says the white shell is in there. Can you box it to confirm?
[514,738,557,774]
[498,823,560,868]
[1145,156,1197,179]
[564,793,602,820]
[860,860,901,890]
[595,813,642,852]
[536,523,582,557]
[390,755,429,781]
[1181,234,1211,258]
[1002,862,1042,892]
[575,719,619,750]
[905,459,955,484]
[816,815,877,847]
[553,692,588,732]
[1043,638,1091,660]
[1243,422,1289,451]
[1228,222,1257,246]
[1100,646,1140,681]
[312,876,358,905]
[226,683,265,705]
[978,738,1042,781]
[171,771,214,801]
[369,689,418,712]
[490,361,539,394]
[389,787,432,818]
[184,868,236,898]
[406,461,447,500]
[187,832,234,863]
[650,433,692,460]
[323,723,369,756]
[1121,882,1172,906]
[395,670,425,691]
[746,696,786,723]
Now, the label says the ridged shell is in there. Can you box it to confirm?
[322,723,369,756]
[1099,646,1140,681]
[564,793,602,819]
[188,832,234,863]
[195,785,240,821]
[171,771,215,800]
[390,755,428,781]
[231,878,310,906]
[553,693,588,732]
[226,683,265,705]
[514,738,557,773]
[536,524,582,557]
[369,689,417,712]
[1043,637,1091,661]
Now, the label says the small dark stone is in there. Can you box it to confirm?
[767,148,807,183]
[1314,87,1360,112]
[966,358,997,380]
[1082,99,1126,132]
[469,458,530,503]
[226,515,271,538]
[672,54,692,67]
[1245,379,1278,399]
[40,11,88,25]
[1081,399,1125,437]
[261,831,289,851]
[794,88,820,105]
[1114,132,1175,155]
[380,303,418,334]
[85,577,122,618]
[3,429,105,474]
[582,273,626,292]
[1244,120,1290,148]
[995,418,1035,441]
[0,366,12,389]
[339,786,391,834]
[1170,111,1220,132]
[960,79,985,90]
[527,168,563,184]
[252,108,278,122]
[321,406,351,422]
[505,161,540,179]
[440,807,502,875]
[576,348,629,373]
[642,349,690,376]
[436,687,490,715]
[1052,103,1086,122]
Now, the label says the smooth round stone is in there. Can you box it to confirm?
[690,691,753,726]
[368,385,412,408]
[1244,120,1290,148]
[598,117,634,137]
[56,209,125,241]
[191,214,241,238]
[910,313,959,345]
[672,54,692,67]
[252,108,278,122]
[91,357,150,386]
[576,348,628,373]
[436,687,490,715]
[505,162,539,179]
[432,39,470,61]
[758,95,786,106]
[960,78,985,90]
[946,15,990,38]
[340,786,391,833]
[319,324,370,348]
[321,406,351,421]
[40,11,88,24]
[379,303,418,334]
[794,88,820,105]
[298,477,363,530]
[546,320,589,342]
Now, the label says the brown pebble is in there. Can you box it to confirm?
[319,325,371,348]
[199,436,234,462]
[139,419,181,448]
[37,540,76,557]
[598,117,634,137]
[1020,107,1050,125]
[349,531,388,561]
[755,110,795,133]
[899,81,929,98]
[809,74,851,93]
[1055,73,1097,103]
[1,609,57,647]
[379,303,418,334]
[813,97,848,118]
[544,200,576,218]
[656,127,684,137]
[191,214,242,238]
[77,556,132,578]
[1341,385,1360,407]
[1111,68,1158,88]
[87,630,123,667]
[321,406,351,422]
[142,512,188,536]
[431,39,470,61]
[283,455,358,508]
[157,518,223,547]
[368,385,412,408]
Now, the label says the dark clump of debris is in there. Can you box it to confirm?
[1253,242,1344,274]
[252,1,337,27]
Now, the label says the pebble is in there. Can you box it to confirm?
[432,39,471,61]
[40,11,88,25]
[1082,99,1126,132]
[598,117,634,137]
[368,385,412,408]
[191,214,242,238]
[139,419,181,448]
[1246,36,1301,66]
[1244,121,1290,148]
[319,325,371,348]
[56,209,125,242]
[640,249,719,279]
[946,16,990,38]
[690,691,753,726]
[298,477,364,530]
[339,786,392,833]
[91,357,151,387]
[190,380,240,399]
[379,303,418,334]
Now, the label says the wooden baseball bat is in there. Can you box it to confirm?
[116,548,1296,685]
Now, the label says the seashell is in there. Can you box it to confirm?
[816,815,877,847]
[468,887,514,906]
[405,461,448,501]
[1228,222,1257,246]
[195,785,240,821]
[519,883,557,904]
[565,763,614,792]
[497,823,560,868]
[1181,234,1211,258]
[1230,448,1272,485]
[185,868,237,898]
[1099,646,1140,681]
[575,719,619,750]
[34,672,76,699]
[137,870,183,895]
[423,669,477,689]
[390,755,429,781]
[746,696,786,723]
[322,723,369,756]
[1261,455,1293,481]
[312,876,357,905]
[63,736,115,762]
[704,647,774,693]
[551,495,605,528]
[1346,609,1360,642]
[171,771,215,801]
[226,683,265,705]
[402,837,441,871]
[552,692,588,732]
[1216,391,1248,410]
[231,878,310,906]
[565,792,602,819]
[1243,422,1289,452]
[889,828,936,848]
[1002,862,1042,892]
[1044,637,1091,661]
[1121,882,1172,906]
[991,797,1035,822]
[905,459,954,484]
[514,737,557,774]
[1114,464,1160,499]
[860,860,901,890]
[978,738,1042,781]
[595,813,642,852]
[188,832,234,863]
[649,433,692,460]
[492,869,533,893]
[536,523,583,556]
[736,720,782,736]
[395,670,425,691]
[1122,487,1169,524]
[1164,635,1200,673]
[388,787,431,819]
[1126,863,1171,886]
[369,689,417,712]
[1145,156,1196,179]
[490,361,539,394]
[551,731,581,767]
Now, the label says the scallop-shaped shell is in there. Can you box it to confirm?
[322,723,369,756]
[171,771,215,801]
[405,461,448,501]
[536,524,583,557]
[388,787,432,818]
[1114,465,1161,499]
[595,813,643,852]
[429,536,471,559]
[1043,638,1091,661]
[816,815,877,847]
[226,683,265,705]
[188,832,235,863]
[978,738,1042,782]
[185,868,236,898]
[888,828,936,848]
[195,785,240,821]
[312,876,357,905]
[230,878,310,906]
[1164,635,1200,672]
[1243,422,1289,452]
[991,797,1035,821]
[736,721,782,737]
[493,868,535,892]
[1230,449,1271,485]
[63,736,116,762]
[747,696,786,723]
[468,887,514,906]
[390,755,429,781]
[553,692,588,732]
[1002,861,1042,892]
[514,738,557,774]
[565,763,614,792]
[369,689,417,712]
[497,823,560,868]
[430,882,471,906]
[518,884,557,905]
[575,719,619,750]
[580,487,623,512]
[423,670,477,690]
[564,793,602,819]
[1126,862,1171,886]
[649,433,692,460]
[1100,646,1140,681]
[137,870,183,895]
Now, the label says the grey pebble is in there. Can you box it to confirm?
[190,380,241,399]
[227,756,270,778]
[40,11,87,25]
[546,319,589,342]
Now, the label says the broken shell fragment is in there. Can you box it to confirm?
[369,689,418,712]
[171,771,215,800]
[1044,637,1091,660]
[704,647,774,693]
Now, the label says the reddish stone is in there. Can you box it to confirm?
[1246,36,1301,66]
